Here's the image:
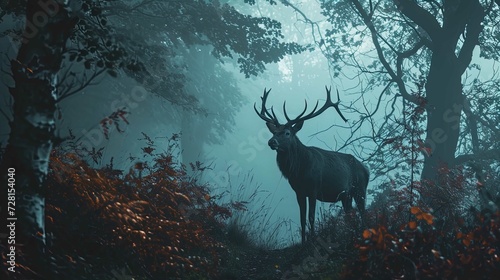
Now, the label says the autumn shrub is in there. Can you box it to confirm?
[339,85,500,278]
[280,83,500,279]
[44,136,232,279]
[342,204,500,279]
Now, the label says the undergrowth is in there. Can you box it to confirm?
[2,134,239,279]
[2,114,499,280]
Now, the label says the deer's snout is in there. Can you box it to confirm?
[268,138,279,150]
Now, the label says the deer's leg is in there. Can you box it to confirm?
[296,193,306,244]
[341,193,353,213]
[308,196,316,238]
[353,189,366,228]
[353,172,369,226]
[353,188,366,214]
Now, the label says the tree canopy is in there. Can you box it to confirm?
[0,1,306,278]
[3,0,305,107]
[317,0,500,185]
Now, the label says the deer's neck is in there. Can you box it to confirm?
[276,139,308,179]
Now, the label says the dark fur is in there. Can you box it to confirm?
[268,122,369,243]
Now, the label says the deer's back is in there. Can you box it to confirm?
[283,146,367,202]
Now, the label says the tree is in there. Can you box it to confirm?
[180,45,246,166]
[0,0,304,276]
[0,1,78,276]
[319,0,500,184]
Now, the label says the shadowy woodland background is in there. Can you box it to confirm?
[1,0,500,279]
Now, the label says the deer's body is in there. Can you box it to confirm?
[255,87,369,243]
[277,142,368,204]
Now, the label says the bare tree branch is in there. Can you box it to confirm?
[455,149,500,165]
[393,0,442,41]
[350,0,419,104]
[457,1,485,73]
[57,68,106,102]
[396,40,424,77]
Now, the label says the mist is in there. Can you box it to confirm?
[2,1,499,279]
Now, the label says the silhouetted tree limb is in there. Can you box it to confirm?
[351,0,420,105]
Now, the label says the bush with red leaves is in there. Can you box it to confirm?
[343,204,500,279]
[43,142,231,279]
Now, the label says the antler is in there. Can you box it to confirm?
[285,86,348,126]
[254,88,280,125]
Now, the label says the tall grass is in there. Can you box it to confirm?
[211,170,298,249]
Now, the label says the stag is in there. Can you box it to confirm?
[255,87,369,243]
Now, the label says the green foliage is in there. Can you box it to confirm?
[245,0,278,5]
[2,0,305,110]
[104,0,304,118]
[319,0,500,185]
[321,0,431,84]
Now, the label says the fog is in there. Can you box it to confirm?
[2,0,498,251]
[0,0,449,245]
[57,32,365,245]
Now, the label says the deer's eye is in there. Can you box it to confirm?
[285,131,291,137]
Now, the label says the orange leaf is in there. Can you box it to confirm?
[422,213,434,225]
[362,229,371,239]
[410,206,421,215]
[462,238,471,247]
[377,231,384,247]
[408,221,417,230]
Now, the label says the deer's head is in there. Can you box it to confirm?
[265,121,302,151]
[255,87,348,153]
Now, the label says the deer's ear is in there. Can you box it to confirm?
[292,121,304,132]
[266,122,278,133]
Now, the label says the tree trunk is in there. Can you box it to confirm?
[181,113,206,171]
[1,0,76,276]
[420,0,485,183]
[421,46,463,183]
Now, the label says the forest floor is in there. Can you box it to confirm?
[218,235,351,280]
